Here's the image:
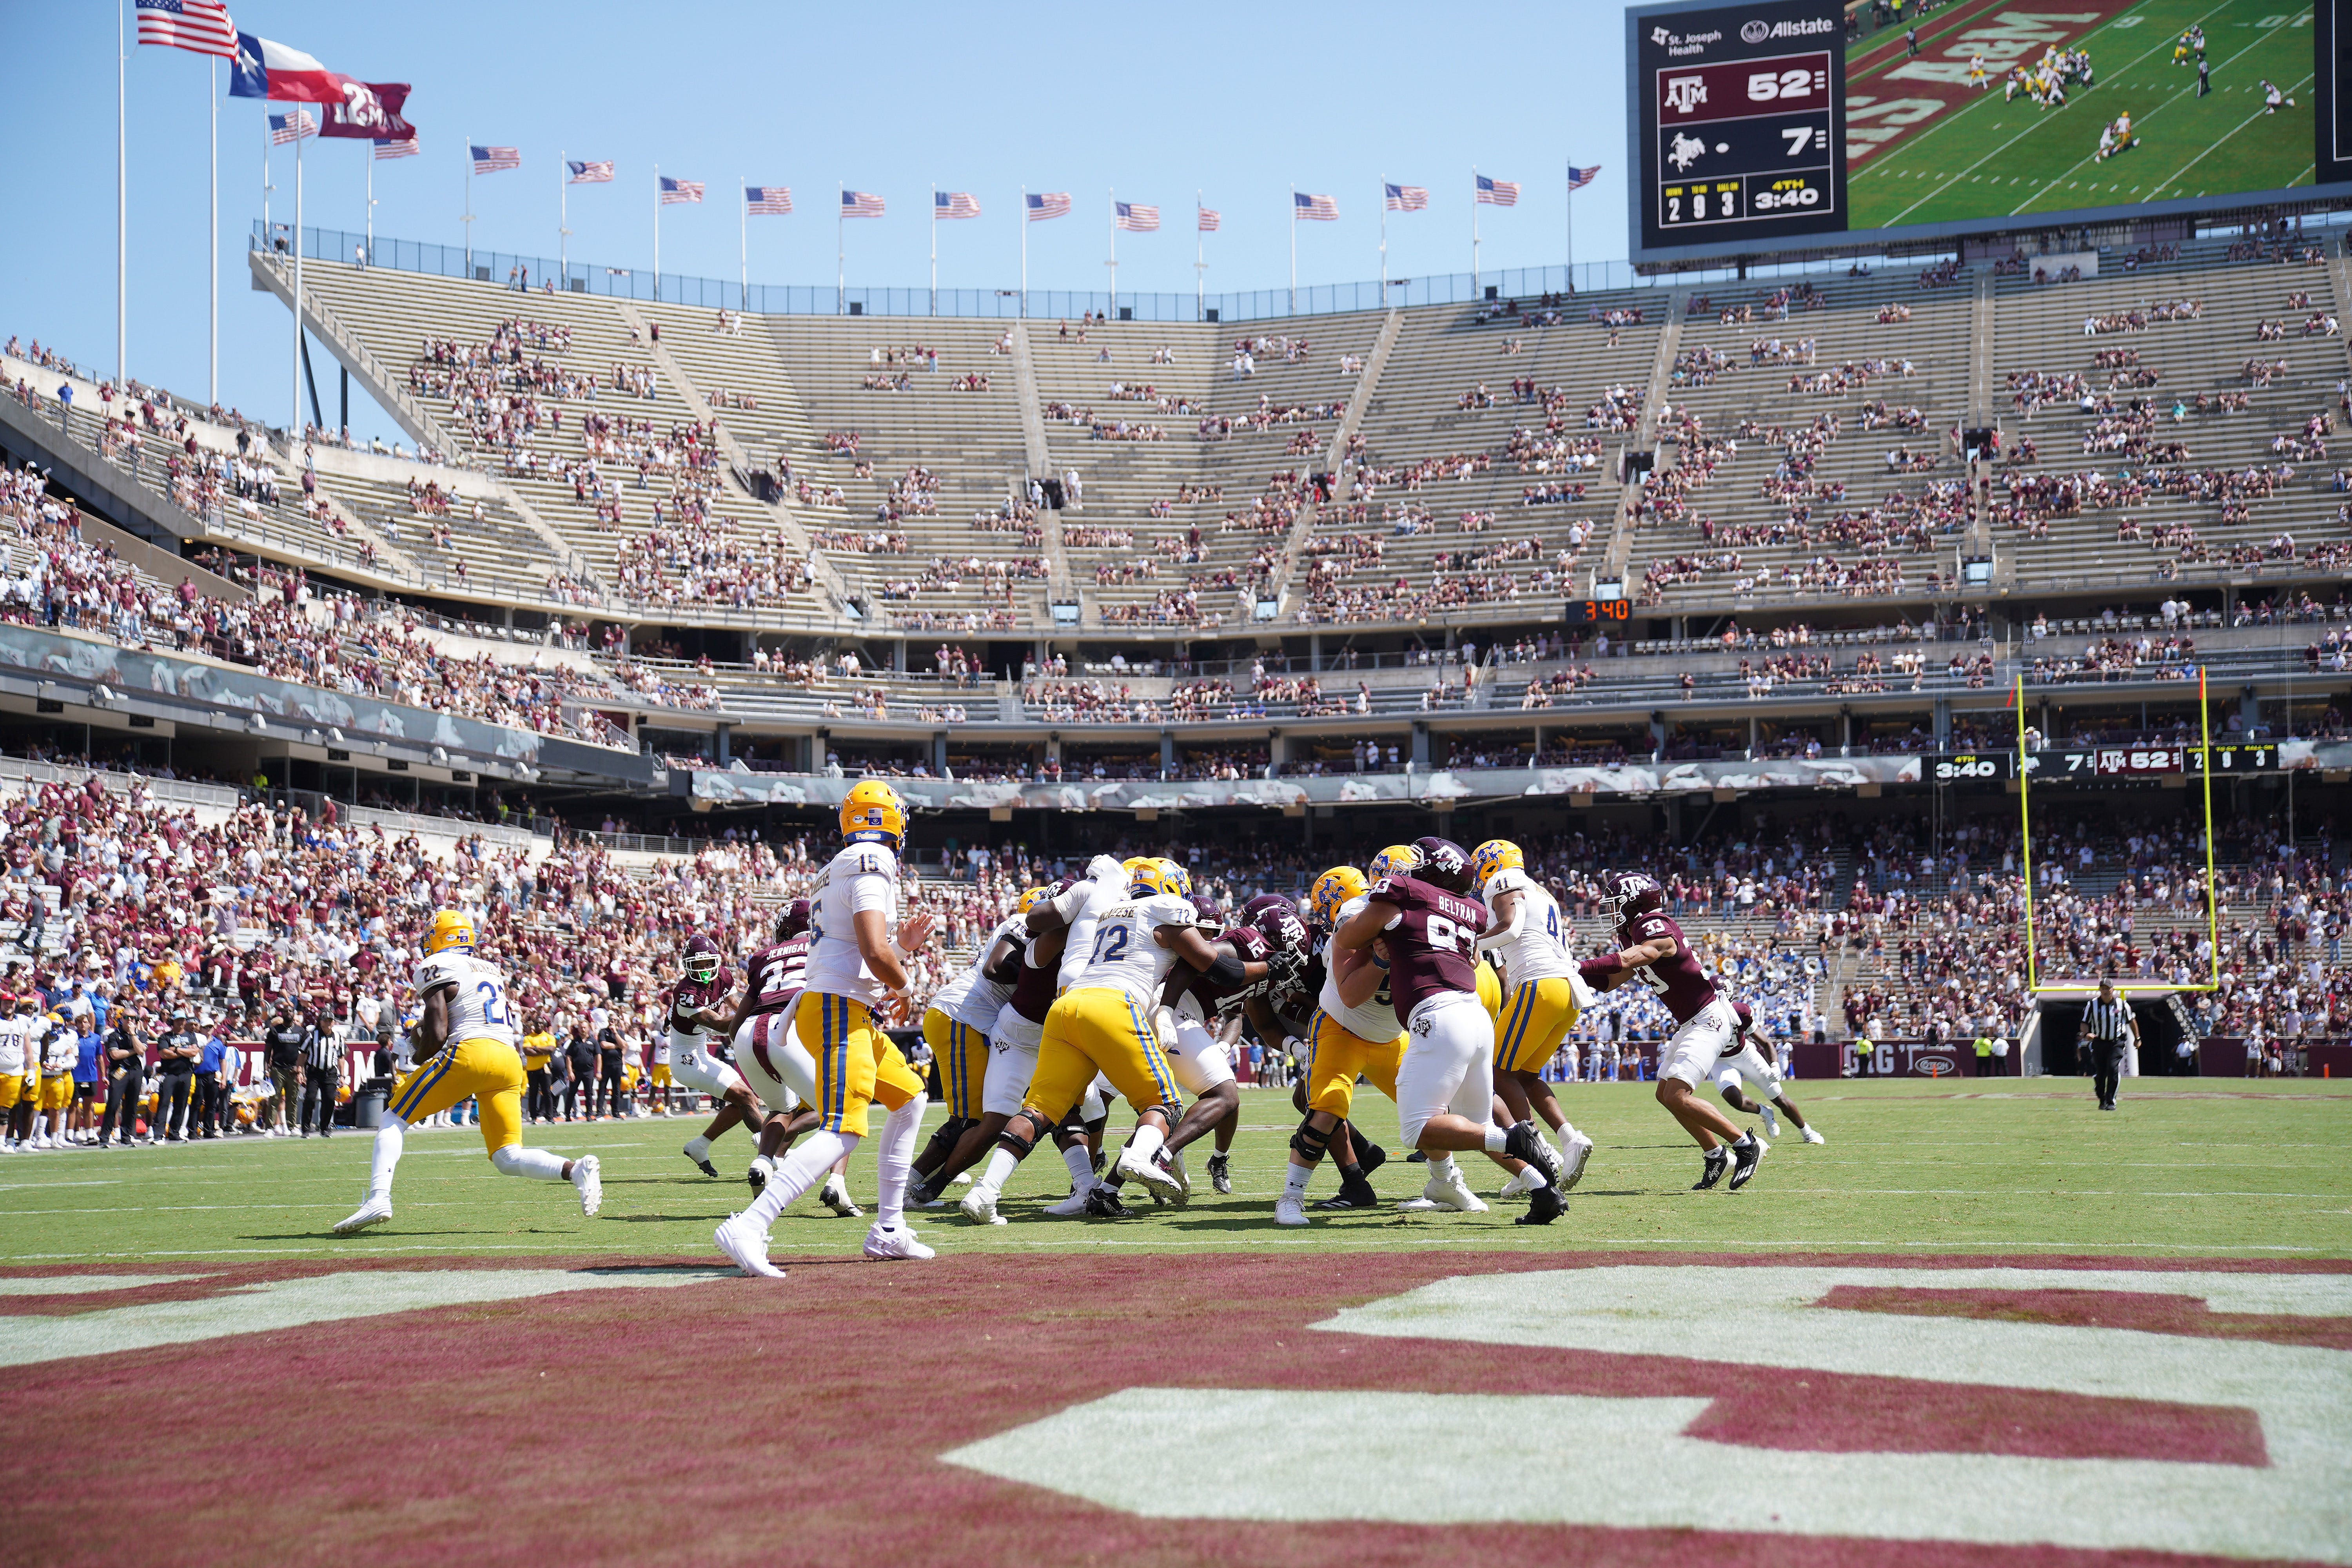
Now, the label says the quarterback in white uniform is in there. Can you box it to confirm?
[334,909,602,1235]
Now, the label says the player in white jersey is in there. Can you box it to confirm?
[1717,1000,1826,1143]
[1472,839,1597,1192]
[0,998,33,1152]
[913,907,1026,1189]
[960,857,1277,1223]
[714,781,938,1278]
[334,910,601,1234]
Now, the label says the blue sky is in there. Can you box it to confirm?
[0,1,1629,442]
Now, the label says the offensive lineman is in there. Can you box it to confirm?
[1473,839,1597,1191]
[959,858,1275,1223]
[334,910,601,1233]
[713,780,937,1277]
[1580,871,1769,1191]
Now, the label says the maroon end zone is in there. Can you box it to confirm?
[0,1251,2342,1568]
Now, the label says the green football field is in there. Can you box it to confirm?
[4,1078,2348,1266]
[1848,0,2319,231]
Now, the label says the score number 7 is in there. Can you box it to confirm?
[1782,127,1813,156]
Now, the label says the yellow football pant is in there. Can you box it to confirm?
[1495,976,1581,1074]
[1305,1011,1403,1119]
[796,991,923,1136]
[389,1036,524,1156]
[922,1007,987,1120]
[0,1071,31,1110]
[1025,987,1182,1126]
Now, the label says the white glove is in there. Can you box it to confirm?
[1284,1034,1311,1064]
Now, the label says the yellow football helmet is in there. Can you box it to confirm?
[1014,885,1051,915]
[1154,857,1192,897]
[1471,838,1525,890]
[1308,866,1368,928]
[424,909,477,956]
[1125,858,1176,897]
[1367,844,1422,883]
[839,779,906,848]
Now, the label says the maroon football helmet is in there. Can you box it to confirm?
[1411,836,1474,895]
[1243,893,1308,956]
[774,899,811,941]
[1601,871,1665,936]
[682,932,722,984]
[1191,893,1227,929]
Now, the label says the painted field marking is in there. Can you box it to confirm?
[0,1274,209,1295]
[0,1265,731,1367]
[948,1265,2352,1561]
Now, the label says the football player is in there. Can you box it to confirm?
[913,893,1030,1192]
[731,900,861,1218]
[1718,1000,1825,1144]
[334,910,601,1234]
[1472,839,1597,1192]
[669,934,769,1180]
[1579,871,1769,1191]
[958,857,1276,1225]
[1331,838,1564,1225]
[714,781,937,1278]
[1276,863,1407,1223]
[1143,892,1302,1204]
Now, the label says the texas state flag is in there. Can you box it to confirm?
[229,31,413,142]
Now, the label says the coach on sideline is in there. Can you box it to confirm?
[2083,978,2138,1111]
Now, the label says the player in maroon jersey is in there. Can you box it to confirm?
[1578,870,1769,1191]
[1333,841,1565,1225]
[667,935,769,1180]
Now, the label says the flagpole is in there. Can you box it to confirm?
[653,163,661,301]
[1472,165,1481,296]
[365,137,374,265]
[463,134,472,274]
[1106,187,1116,316]
[116,0,126,390]
[837,183,844,316]
[1564,161,1575,292]
[1020,185,1028,320]
[558,150,567,281]
[293,107,304,436]
[1194,189,1204,323]
[209,56,219,406]
[930,183,937,318]
[1289,191,1296,315]
[1379,174,1387,302]
[739,174,747,307]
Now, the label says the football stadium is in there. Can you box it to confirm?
[1,2,2350,1564]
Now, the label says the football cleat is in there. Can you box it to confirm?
[714,1216,785,1279]
[1694,1148,1731,1190]
[1083,1185,1131,1219]
[1504,1121,1563,1187]
[1759,1103,1782,1138]
[332,1196,392,1235]
[1560,1131,1595,1191]
[1116,1143,1185,1203]
[862,1223,935,1261]
[746,1155,774,1194]
[1158,1147,1191,1205]
[1404,1149,1427,1163]
[1405,1168,1487,1213]
[959,1185,1004,1226]
[682,1138,719,1179]
[1275,1194,1310,1227]
[1516,1183,1567,1226]
[1207,1152,1232,1194]
[1313,1179,1383,1211]
[820,1174,864,1217]
[1728,1135,1769,1192]
[1499,1165,1545,1199]
[1801,1124,1827,1145]
[571,1155,603,1217]
[1042,1187,1093,1218]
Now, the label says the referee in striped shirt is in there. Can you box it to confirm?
[2083,978,2138,1111]
[297,1007,344,1138]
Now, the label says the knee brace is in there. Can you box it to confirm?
[998,1109,1050,1160]
[920,1115,970,1160]
[1289,1115,1332,1166]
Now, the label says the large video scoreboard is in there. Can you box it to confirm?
[1628,0,2352,267]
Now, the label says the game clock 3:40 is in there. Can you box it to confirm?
[1564,598,1632,626]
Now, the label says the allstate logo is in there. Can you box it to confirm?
[1740,19,1770,42]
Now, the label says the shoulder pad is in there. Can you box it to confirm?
[1484,867,1532,899]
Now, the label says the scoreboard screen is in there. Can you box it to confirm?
[1631,0,1847,258]
[1628,0,2352,267]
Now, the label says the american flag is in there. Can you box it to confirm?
[935,191,981,220]
[1197,205,1220,232]
[1384,183,1429,212]
[1114,201,1159,233]
[746,185,792,215]
[134,0,238,59]
[1293,191,1337,221]
[567,160,614,185]
[841,190,885,218]
[471,145,520,174]
[1027,191,1071,221]
[269,109,317,145]
[1475,174,1521,206]
[659,176,704,205]
[1566,163,1602,192]
[375,135,419,161]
